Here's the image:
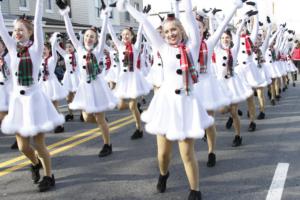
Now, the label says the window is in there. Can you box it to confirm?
[46,0,53,12]
[95,0,101,18]
[125,12,130,21]
[19,0,29,11]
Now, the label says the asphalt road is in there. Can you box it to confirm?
[1,81,300,200]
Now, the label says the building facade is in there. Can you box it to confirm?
[1,0,142,34]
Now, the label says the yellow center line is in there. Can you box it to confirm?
[0,118,135,177]
[0,115,133,169]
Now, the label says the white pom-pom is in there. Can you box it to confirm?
[116,0,128,12]
[59,6,70,16]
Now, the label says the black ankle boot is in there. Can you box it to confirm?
[65,114,74,121]
[293,82,296,87]
[156,171,169,193]
[271,99,276,106]
[237,109,243,116]
[10,140,18,150]
[38,174,55,192]
[54,125,64,133]
[257,112,265,120]
[232,135,242,147]
[188,190,202,200]
[98,144,112,157]
[30,160,42,184]
[225,117,233,129]
[131,130,143,140]
[248,122,256,132]
[207,153,216,167]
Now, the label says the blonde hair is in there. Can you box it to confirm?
[162,18,188,42]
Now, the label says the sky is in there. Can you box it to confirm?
[143,0,300,37]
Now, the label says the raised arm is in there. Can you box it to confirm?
[0,3,15,50]
[49,32,60,63]
[123,2,165,50]
[32,0,44,54]
[107,20,122,48]
[182,0,200,49]
[95,9,109,55]
[208,0,244,54]
[134,23,143,51]
[261,18,272,54]
[172,0,180,19]
[232,18,246,62]
[59,7,81,50]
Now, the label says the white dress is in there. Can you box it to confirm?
[0,0,64,137]
[214,46,253,104]
[264,48,282,78]
[236,36,268,88]
[62,8,119,113]
[60,50,80,93]
[39,37,68,101]
[145,48,164,88]
[108,23,152,99]
[0,53,12,112]
[104,48,120,83]
[126,1,214,140]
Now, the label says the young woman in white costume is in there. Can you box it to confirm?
[107,14,152,140]
[55,38,80,121]
[57,0,119,157]
[0,0,62,192]
[118,0,215,199]
[39,33,68,133]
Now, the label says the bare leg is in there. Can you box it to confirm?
[156,135,172,175]
[94,112,110,145]
[129,99,142,131]
[33,134,52,176]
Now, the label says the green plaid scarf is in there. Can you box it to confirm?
[253,46,265,68]
[17,42,34,86]
[86,51,99,82]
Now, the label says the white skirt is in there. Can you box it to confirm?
[221,74,254,104]
[275,61,287,76]
[105,64,120,83]
[114,70,152,99]
[265,62,282,78]
[62,70,80,93]
[141,83,214,141]
[40,76,68,101]
[0,80,12,112]
[236,61,268,88]
[69,75,119,113]
[194,74,231,111]
[288,61,298,72]
[1,84,65,137]
[145,65,164,88]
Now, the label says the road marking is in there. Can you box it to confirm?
[266,163,289,200]
[0,118,135,177]
[0,115,133,169]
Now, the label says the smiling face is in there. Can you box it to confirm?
[13,21,33,43]
[121,29,134,44]
[43,45,51,58]
[84,29,97,49]
[162,20,183,46]
[221,32,232,49]
[65,43,75,54]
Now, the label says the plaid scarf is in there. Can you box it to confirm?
[105,51,111,70]
[70,52,77,72]
[124,42,134,72]
[253,46,265,68]
[225,48,234,78]
[86,50,99,82]
[0,56,10,81]
[17,42,34,86]
[42,56,51,81]
[177,43,198,95]
[269,47,276,62]
[241,34,253,56]
[198,40,208,73]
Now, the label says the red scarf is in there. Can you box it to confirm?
[42,55,51,81]
[212,52,216,63]
[198,40,208,73]
[70,52,77,72]
[105,51,111,70]
[178,43,198,95]
[241,34,253,56]
[137,52,141,69]
[124,42,134,72]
